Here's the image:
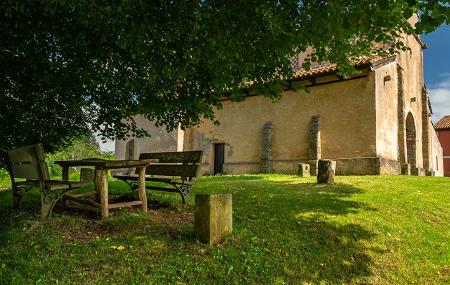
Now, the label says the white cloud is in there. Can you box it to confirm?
[429,76,450,123]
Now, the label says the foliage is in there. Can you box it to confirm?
[1,1,449,153]
[46,135,114,177]
[0,168,10,190]
[0,175,449,284]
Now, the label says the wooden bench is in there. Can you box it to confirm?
[6,143,89,218]
[113,151,203,203]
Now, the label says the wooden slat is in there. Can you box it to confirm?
[11,163,41,180]
[65,191,97,199]
[139,151,202,163]
[54,159,155,169]
[43,180,89,190]
[7,144,43,163]
[108,201,143,209]
[146,185,179,193]
[8,143,50,181]
[65,200,100,212]
[65,195,101,207]
[113,174,138,181]
[144,164,199,177]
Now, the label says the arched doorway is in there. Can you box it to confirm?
[405,113,416,167]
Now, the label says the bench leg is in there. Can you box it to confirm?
[178,185,192,204]
[12,187,22,209]
[12,185,31,209]
[41,191,60,218]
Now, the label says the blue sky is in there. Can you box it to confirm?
[422,25,450,122]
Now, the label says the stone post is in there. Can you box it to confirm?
[125,139,135,175]
[397,65,407,164]
[195,194,232,245]
[309,116,321,175]
[80,168,95,182]
[421,88,431,170]
[261,122,273,173]
[297,163,310,177]
[401,163,411,175]
[317,159,336,184]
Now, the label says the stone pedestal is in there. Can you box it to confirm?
[317,159,336,184]
[309,160,318,176]
[297,163,310,177]
[195,194,232,245]
[401,163,411,175]
[80,168,95,182]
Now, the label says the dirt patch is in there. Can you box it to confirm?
[57,207,194,243]
[149,208,194,227]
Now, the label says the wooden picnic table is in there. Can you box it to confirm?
[55,159,158,219]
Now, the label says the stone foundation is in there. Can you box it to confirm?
[334,157,401,175]
[199,157,404,176]
[411,167,426,176]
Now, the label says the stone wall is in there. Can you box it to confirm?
[115,115,180,160]
[375,61,399,161]
[431,125,444,176]
[396,32,426,169]
[184,74,378,175]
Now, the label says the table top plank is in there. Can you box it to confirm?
[55,158,158,169]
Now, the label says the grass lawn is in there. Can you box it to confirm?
[0,175,449,284]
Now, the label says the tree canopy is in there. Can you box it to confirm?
[1,0,449,153]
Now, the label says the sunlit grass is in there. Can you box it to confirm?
[0,175,449,284]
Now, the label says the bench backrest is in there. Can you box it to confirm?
[7,143,50,185]
[138,151,203,179]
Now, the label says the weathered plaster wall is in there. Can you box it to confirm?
[431,126,444,176]
[184,75,377,175]
[375,61,399,161]
[396,33,425,169]
[115,115,179,160]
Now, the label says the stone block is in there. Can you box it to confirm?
[80,168,95,182]
[309,160,318,176]
[297,163,310,177]
[195,194,232,245]
[410,167,426,176]
[401,163,411,175]
[317,159,336,184]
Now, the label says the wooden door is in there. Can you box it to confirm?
[214,143,225,175]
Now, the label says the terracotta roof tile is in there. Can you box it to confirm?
[291,55,396,79]
[435,115,450,130]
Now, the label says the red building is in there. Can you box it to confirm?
[436,116,450,176]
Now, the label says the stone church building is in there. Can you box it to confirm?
[116,31,443,176]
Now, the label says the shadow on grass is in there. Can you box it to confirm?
[0,176,381,284]
[218,178,381,284]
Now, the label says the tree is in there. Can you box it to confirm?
[45,134,113,177]
[1,0,449,154]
